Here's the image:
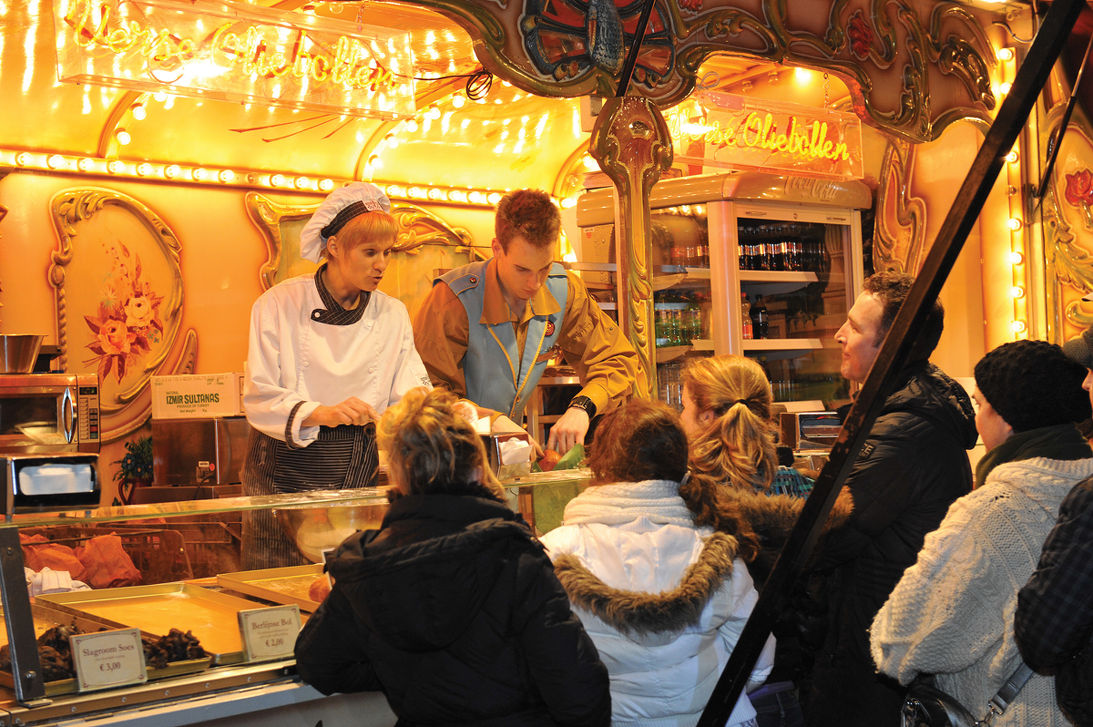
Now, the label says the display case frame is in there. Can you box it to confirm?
[0,469,590,725]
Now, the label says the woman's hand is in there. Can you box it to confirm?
[303,398,379,427]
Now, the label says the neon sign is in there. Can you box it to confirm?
[671,91,864,180]
[54,0,416,119]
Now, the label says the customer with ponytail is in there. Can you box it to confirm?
[678,354,849,727]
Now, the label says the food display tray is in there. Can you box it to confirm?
[217,564,324,613]
[37,583,261,665]
[0,603,209,696]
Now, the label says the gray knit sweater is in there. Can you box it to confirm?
[871,457,1093,727]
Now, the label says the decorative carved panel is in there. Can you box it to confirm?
[47,188,196,442]
[245,193,483,319]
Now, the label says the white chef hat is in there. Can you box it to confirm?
[299,182,392,262]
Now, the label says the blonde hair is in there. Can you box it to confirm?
[682,355,778,492]
[322,210,398,258]
[377,387,504,499]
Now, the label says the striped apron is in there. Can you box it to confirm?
[241,264,380,569]
[241,424,378,569]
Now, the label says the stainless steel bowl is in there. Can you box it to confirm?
[0,334,44,374]
[274,502,388,562]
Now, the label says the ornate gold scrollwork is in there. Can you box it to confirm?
[407,0,998,143]
[589,96,673,398]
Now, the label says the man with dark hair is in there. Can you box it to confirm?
[803,271,978,727]
[414,189,642,453]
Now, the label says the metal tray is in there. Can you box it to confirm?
[0,603,209,696]
[37,583,262,665]
[217,564,324,613]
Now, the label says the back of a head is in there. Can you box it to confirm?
[973,339,1092,433]
[863,271,944,362]
[495,189,561,252]
[682,355,778,491]
[377,387,501,497]
[586,398,688,484]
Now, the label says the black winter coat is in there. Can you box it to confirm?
[805,362,978,727]
[294,492,610,727]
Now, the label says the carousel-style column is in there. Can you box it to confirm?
[588,97,672,399]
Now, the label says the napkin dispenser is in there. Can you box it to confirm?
[3,452,99,517]
[481,433,533,480]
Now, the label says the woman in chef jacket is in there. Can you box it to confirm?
[242,182,432,569]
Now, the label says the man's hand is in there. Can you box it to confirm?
[303,397,379,427]
[547,407,590,455]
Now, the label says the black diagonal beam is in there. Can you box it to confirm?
[699,0,1087,723]
[615,0,658,97]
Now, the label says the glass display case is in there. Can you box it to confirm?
[0,468,589,725]
[574,172,871,409]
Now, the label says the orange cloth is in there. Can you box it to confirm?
[76,534,141,588]
[413,261,644,415]
[22,540,86,582]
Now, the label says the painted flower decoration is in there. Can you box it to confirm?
[84,242,164,383]
[1065,169,1093,206]
[847,10,874,60]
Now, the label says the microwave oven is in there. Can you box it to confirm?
[0,373,101,454]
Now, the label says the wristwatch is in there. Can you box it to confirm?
[567,395,597,419]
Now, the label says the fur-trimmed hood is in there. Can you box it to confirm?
[554,531,739,635]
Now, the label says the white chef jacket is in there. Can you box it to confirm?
[244,273,431,447]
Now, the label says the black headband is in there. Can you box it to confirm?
[321,201,369,239]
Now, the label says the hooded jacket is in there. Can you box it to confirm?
[540,480,775,727]
[806,362,978,726]
[294,492,610,727]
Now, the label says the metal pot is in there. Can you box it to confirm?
[0,335,44,374]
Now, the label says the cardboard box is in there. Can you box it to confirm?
[151,373,243,420]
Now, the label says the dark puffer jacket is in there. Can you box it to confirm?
[294,492,610,727]
[805,362,978,727]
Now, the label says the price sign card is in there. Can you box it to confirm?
[238,605,301,662]
[71,628,147,692]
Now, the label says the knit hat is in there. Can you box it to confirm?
[299,182,392,262]
[973,340,1091,432]
[1062,323,1093,369]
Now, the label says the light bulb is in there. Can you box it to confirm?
[137,162,152,176]
[319,179,334,191]
[1007,217,1023,231]
[219,169,235,183]
[47,154,65,170]
[116,129,131,145]
[1004,150,1018,163]
[271,173,285,187]
[1010,286,1025,299]
[131,104,146,121]
[1010,320,1027,333]
[165,164,180,179]
[996,47,1014,62]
